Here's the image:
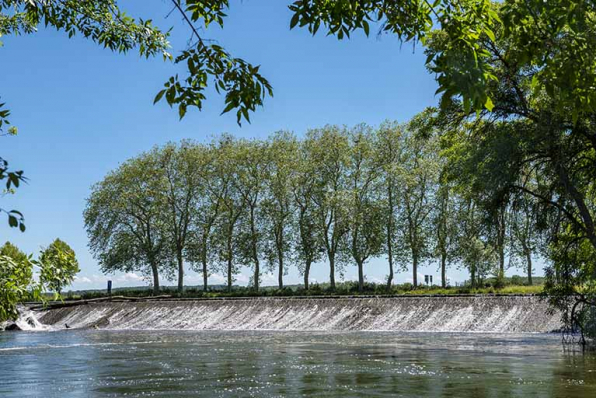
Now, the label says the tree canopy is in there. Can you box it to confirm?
[0,239,79,322]
[86,120,543,294]
[5,0,595,231]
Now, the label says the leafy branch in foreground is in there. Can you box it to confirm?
[154,1,273,124]
[288,0,500,114]
[0,101,25,231]
[1,0,273,229]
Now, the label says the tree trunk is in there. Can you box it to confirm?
[498,245,505,281]
[227,256,233,293]
[329,255,336,290]
[441,253,447,288]
[387,253,394,290]
[177,249,184,293]
[254,259,260,292]
[250,207,259,292]
[412,252,418,287]
[277,245,284,290]
[556,162,596,249]
[226,222,234,292]
[526,250,533,286]
[499,250,505,280]
[278,257,284,290]
[150,261,160,294]
[202,234,209,292]
[304,261,311,290]
[357,260,364,292]
[471,266,476,289]
[386,185,394,290]
[202,258,208,292]
[497,210,506,281]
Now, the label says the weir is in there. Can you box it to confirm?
[35,295,562,333]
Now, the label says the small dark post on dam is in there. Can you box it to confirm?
[107,280,112,296]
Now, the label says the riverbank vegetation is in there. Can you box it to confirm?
[62,278,544,301]
[85,125,544,297]
[0,240,79,322]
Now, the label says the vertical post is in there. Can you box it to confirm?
[107,280,112,296]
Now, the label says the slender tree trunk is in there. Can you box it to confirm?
[277,233,284,289]
[254,259,260,291]
[250,207,259,292]
[304,260,311,290]
[226,221,234,293]
[150,261,160,294]
[252,233,260,292]
[357,260,364,292]
[386,185,394,290]
[329,254,336,290]
[278,255,284,290]
[498,212,506,281]
[177,249,184,293]
[227,256,233,293]
[441,253,447,288]
[202,258,208,292]
[498,245,505,281]
[471,266,476,289]
[412,252,418,287]
[556,162,596,249]
[526,250,533,286]
[202,234,209,292]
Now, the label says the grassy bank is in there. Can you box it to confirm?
[61,278,544,301]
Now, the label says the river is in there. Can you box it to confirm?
[1,330,595,397]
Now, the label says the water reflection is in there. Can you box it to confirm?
[1,330,595,397]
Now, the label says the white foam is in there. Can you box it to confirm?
[13,308,51,331]
[38,296,562,333]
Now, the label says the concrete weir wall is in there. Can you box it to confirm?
[37,295,562,333]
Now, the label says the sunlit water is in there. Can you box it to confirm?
[1,330,595,397]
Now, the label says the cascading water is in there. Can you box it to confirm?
[37,296,562,333]
[0,306,52,331]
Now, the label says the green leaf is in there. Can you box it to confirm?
[153,89,166,104]
[484,96,494,111]
[362,20,370,37]
[290,13,300,29]
[485,28,495,42]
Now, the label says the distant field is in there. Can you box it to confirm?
[58,277,544,301]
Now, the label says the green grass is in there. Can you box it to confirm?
[58,277,543,301]
[404,285,542,295]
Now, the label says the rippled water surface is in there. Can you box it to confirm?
[1,330,595,397]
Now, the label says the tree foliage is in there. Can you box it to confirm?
[85,154,175,293]
[1,0,273,229]
[418,1,596,344]
[0,240,79,323]
[88,118,536,295]
[39,238,80,294]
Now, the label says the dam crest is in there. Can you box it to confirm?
[35,295,561,333]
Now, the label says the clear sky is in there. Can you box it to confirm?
[1,0,544,290]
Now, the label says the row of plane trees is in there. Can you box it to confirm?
[84,115,544,293]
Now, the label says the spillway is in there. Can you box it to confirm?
[35,295,561,333]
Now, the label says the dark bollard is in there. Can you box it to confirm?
[107,280,112,296]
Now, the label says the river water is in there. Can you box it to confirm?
[1,330,595,397]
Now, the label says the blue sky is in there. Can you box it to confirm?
[1,0,543,290]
